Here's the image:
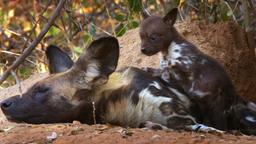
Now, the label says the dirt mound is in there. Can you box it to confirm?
[0,21,256,143]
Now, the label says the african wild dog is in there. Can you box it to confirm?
[0,36,218,132]
[139,8,256,134]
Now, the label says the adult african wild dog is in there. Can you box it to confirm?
[1,36,218,132]
[139,8,256,134]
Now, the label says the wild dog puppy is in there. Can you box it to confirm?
[140,8,256,134]
[0,36,221,133]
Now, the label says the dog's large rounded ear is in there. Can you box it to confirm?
[70,36,120,89]
[163,8,178,26]
[141,9,151,19]
[46,45,74,74]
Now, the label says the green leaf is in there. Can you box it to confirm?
[83,33,92,43]
[114,13,126,21]
[0,9,4,25]
[81,0,89,7]
[74,46,83,55]
[19,66,33,78]
[128,20,139,29]
[115,23,126,37]
[46,27,60,37]
[128,0,142,13]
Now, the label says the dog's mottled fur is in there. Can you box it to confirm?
[1,37,218,132]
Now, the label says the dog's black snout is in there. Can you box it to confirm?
[1,99,13,110]
[141,48,147,53]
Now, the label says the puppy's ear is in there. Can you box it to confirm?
[70,36,119,89]
[163,8,178,26]
[141,9,151,19]
[46,45,74,74]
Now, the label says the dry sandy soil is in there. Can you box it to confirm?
[0,21,256,144]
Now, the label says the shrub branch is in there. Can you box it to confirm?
[0,0,66,85]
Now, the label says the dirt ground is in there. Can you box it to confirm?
[1,123,256,144]
[0,21,256,143]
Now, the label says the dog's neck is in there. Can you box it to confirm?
[160,28,189,70]
[161,27,187,56]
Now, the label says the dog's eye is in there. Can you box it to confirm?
[34,86,50,102]
[149,34,159,42]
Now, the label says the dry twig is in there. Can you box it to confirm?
[0,0,67,85]
[92,101,97,124]
[10,70,22,97]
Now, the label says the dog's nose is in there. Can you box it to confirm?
[141,48,147,53]
[1,99,13,110]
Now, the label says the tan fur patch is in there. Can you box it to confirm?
[94,68,134,102]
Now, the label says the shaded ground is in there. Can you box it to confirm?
[0,21,256,143]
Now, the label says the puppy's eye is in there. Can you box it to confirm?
[149,34,159,42]
[149,35,158,41]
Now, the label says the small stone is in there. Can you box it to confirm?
[199,134,206,139]
[46,132,58,141]
[72,120,81,125]
[151,134,161,141]
[118,128,133,138]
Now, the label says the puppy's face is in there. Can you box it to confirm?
[140,16,171,56]
[139,8,178,56]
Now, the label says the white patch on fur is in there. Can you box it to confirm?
[189,81,195,92]
[245,116,256,123]
[189,75,194,81]
[189,82,210,98]
[181,56,193,66]
[247,102,256,111]
[168,42,183,66]
[193,90,211,98]
[135,88,172,125]
[73,62,100,89]
[104,87,172,127]
[85,62,100,82]
[167,42,193,69]
[187,124,224,133]
[160,58,169,70]
[149,81,162,90]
